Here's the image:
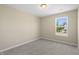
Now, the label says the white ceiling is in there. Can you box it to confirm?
[6,4,79,17]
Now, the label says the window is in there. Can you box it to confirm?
[55,16,68,36]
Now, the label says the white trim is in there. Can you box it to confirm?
[56,33,68,37]
[0,37,39,53]
[40,37,77,47]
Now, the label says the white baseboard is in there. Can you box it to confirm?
[40,37,77,47]
[0,37,39,53]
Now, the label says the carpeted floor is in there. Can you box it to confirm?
[1,39,79,55]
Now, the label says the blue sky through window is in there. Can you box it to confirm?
[56,16,68,26]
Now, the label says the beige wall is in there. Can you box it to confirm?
[40,10,78,45]
[0,5,40,50]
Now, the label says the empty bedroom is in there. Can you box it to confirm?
[0,4,79,55]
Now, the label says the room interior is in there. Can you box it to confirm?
[0,4,79,55]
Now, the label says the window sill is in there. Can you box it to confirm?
[56,33,68,37]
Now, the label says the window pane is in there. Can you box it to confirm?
[55,16,68,36]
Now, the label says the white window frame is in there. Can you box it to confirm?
[55,16,68,37]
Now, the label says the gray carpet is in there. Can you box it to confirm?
[1,39,79,55]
